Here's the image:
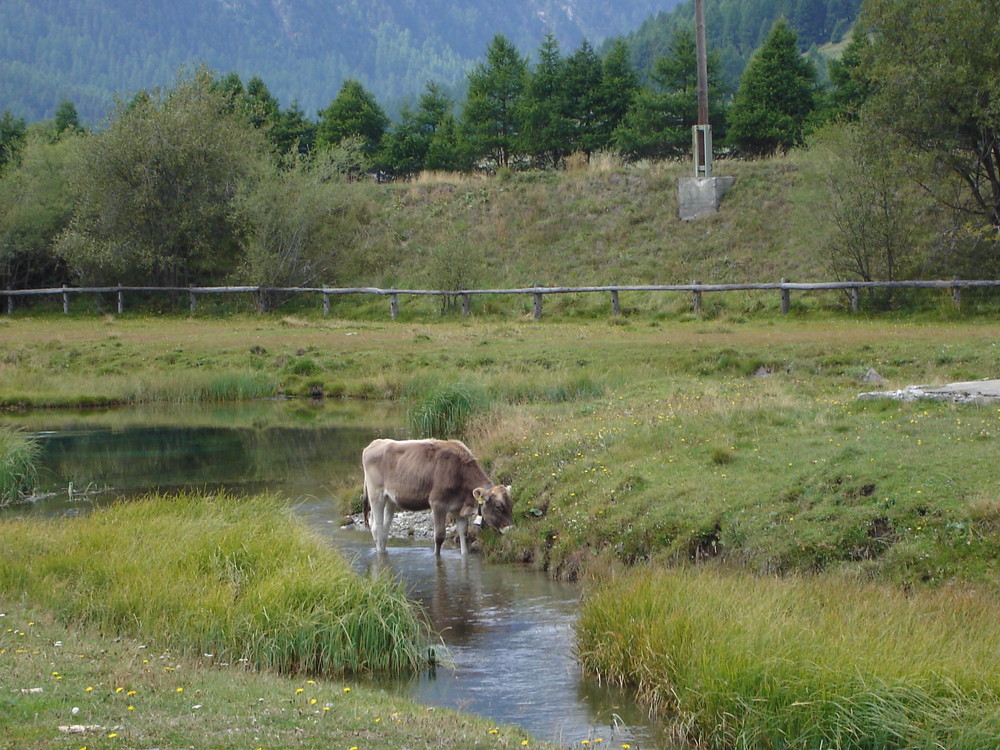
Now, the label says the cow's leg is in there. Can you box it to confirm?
[432,505,449,555]
[455,516,469,555]
[367,484,389,553]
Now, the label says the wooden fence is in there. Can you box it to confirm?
[4,279,1000,319]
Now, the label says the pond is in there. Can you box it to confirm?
[1,402,675,748]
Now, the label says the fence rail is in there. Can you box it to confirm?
[4,279,1000,318]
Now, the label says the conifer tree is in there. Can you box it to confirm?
[727,18,817,155]
[463,34,528,169]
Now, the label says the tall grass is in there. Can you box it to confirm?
[0,492,428,676]
[577,566,1000,748]
[407,382,489,437]
[0,425,39,505]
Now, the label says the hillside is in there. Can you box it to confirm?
[0,0,681,124]
[340,154,838,300]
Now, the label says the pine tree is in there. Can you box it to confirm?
[519,35,572,168]
[462,35,528,169]
[727,18,817,155]
[317,80,389,158]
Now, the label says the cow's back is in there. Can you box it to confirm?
[362,438,486,511]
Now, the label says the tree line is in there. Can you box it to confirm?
[2,0,999,304]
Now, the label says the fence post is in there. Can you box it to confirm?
[390,288,398,320]
[117,284,124,315]
[5,286,12,315]
[952,276,962,311]
[323,291,330,317]
[849,286,859,313]
[533,286,543,319]
[461,292,471,317]
[611,289,620,316]
[780,278,791,314]
[62,285,70,315]
[189,286,197,314]
[692,280,702,314]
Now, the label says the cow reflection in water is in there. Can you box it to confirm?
[361,438,515,555]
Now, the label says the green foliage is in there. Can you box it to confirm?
[861,0,1000,233]
[56,66,271,287]
[0,492,428,675]
[0,108,26,171]
[811,122,923,285]
[578,568,1000,747]
[728,18,819,155]
[0,129,80,289]
[317,79,389,158]
[0,424,39,505]
[463,34,528,169]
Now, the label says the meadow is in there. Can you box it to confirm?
[2,309,1000,747]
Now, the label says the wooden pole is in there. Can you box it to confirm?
[533,286,543,319]
[692,279,702,314]
[780,278,791,314]
[611,289,620,316]
[390,288,398,320]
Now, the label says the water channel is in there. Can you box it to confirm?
[1,401,673,748]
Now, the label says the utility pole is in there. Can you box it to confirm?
[693,0,711,177]
[677,0,733,220]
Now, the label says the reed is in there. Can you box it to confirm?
[0,492,428,676]
[577,566,1000,748]
[407,381,489,437]
[0,425,39,505]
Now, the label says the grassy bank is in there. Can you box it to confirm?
[1,598,546,750]
[578,567,1000,748]
[0,492,427,677]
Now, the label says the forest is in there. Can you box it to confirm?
[1,0,998,307]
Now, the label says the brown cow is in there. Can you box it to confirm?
[362,438,514,555]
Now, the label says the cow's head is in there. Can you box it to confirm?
[463,484,514,533]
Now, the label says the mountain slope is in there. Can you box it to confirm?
[0,0,683,124]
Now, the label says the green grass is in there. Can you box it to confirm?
[577,566,1000,749]
[0,425,39,505]
[0,492,427,677]
[0,599,548,750]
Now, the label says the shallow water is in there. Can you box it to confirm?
[2,402,674,748]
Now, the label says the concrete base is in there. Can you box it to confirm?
[677,176,735,221]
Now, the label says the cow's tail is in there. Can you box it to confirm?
[362,482,371,528]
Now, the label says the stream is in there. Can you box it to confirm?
[0,401,673,748]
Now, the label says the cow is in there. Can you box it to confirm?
[361,438,514,555]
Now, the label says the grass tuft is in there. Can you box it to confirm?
[0,425,40,505]
[407,382,489,438]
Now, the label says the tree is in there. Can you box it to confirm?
[272,101,316,158]
[379,82,456,177]
[463,34,528,169]
[0,110,27,173]
[595,40,639,148]
[727,18,817,156]
[860,0,1000,232]
[825,26,872,122]
[53,100,81,136]
[518,35,572,168]
[614,28,727,160]
[813,123,920,295]
[0,130,80,290]
[316,79,388,159]
[57,67,269,287]
[561,40,604,155]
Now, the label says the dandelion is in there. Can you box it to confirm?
[175,688,183,693]
[295,688,305,694]
[127,706,135,711]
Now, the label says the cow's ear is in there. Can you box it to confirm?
[473,487,485,502]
